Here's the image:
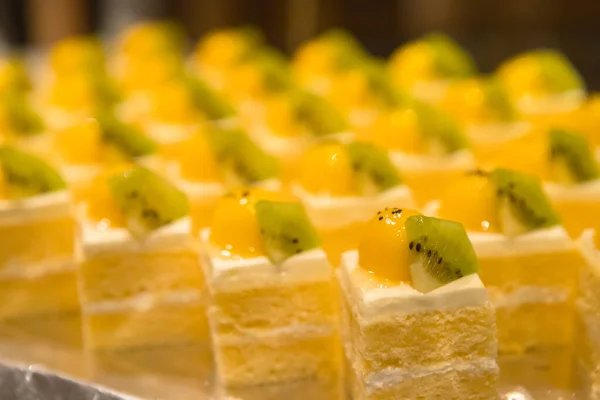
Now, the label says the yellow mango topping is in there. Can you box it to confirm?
[437,171,500,233]
[177,131,222,182]
[264,95,302,137]
[358,208,421,282]
[151,81,199,124]
[329,69,376,112]
[196,31,248,69]
[389,42,434,88]
[223,63,265,102]
[210,188,292,258]
[48,74,97,111]
[292,41,336,85]
[86,164,131,228]
[370,108,424,154]
[441,79,489,125]
[296,143,356,196]
[54,118,102,164]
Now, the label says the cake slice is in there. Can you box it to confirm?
[77,165,206,350]
[0,147,79,343]
[437,168,582,354]
[339,209,498,399]
[201,189,342,393]
[292,141,414,265]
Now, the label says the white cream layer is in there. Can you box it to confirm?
[545,179,600,202]
[145,122,198,144]
[487,285,570,309]
[410,80,451,104]
[82,288,203,314]
[200,228,333,292]
[466,122,531,145]
[0,255,75,280]
[0,190,72,226]
[248,124,312,159]
[339,250,489,322]
[79,214,195,259]
[60,164,102,185]
[516,89,585,115]
[177,178,280,202]
[389,149,475,173]
[468,225,574,259]
[213,323,336,345]
[292,184,415,229]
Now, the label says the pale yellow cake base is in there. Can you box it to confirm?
[79,251,204,303]
[348,359,499,400]
[213,331,342,387]
[83,302,209,350]
[211,281,338,335]
[0,270,79,319]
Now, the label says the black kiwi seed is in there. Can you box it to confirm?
[378,216,383,221]
[292,238,299,244]
[438,257,443,264]
[242,190,250,197]
[507,182,515,189]
[142,209,159,220]
[409,242,414,250]
[427,250,432,257]
[415,243,422,252]
[377,211,381,215]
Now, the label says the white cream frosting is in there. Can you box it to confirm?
[410,80,451,104]
[79,214,196,259]
[292,184,415,229]
[360,357,498,393]
[60,164,102,185]
[247,124,312,159]
[389,149,475,173]
[466,122,531,145]
[545,179,600,202]
[0,255,75,280]
[0,190,72,226]
[176,179,227,202]
[200,228,333,292]
[516,89,585,115]
[82,288,203,314]
[339,250,489,322]
[145,122,198,144]
[468,225,574,259]
[487,285,570,309]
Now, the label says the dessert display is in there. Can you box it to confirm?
[77,165,206,350]
[201,189,342,394]
[292,140,415,264]
[388,32,477,104]
[339,209,498,399]
[436,168,581,354]
[1,18,598,398]
[0,147,78,337]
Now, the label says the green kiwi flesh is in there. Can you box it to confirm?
[294,92,348,136]
[483,78,516,122]
[0,146,66,198]
[97,112,157,158]
[108,165,189,237]
[537,50,584,93]
[549,128,599,184]
[206,128,278,183]
[185,76,235,120]
[254,200,321,264]
[345,141,401,193]
[489,168,560,236]
[425,33,476,78]
[405,215,479,293]
[3,93,44,135]
[413,101,469,154]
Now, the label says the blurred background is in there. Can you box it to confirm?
[1,0,600,88]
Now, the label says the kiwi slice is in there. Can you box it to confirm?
[405,215,479,293]
[0,146,66,199]
[413,101,469,154]
[489,168,560,236]
[425,33,476,78]
[2,92,44,135]
[345,142,401,193]
[321,29,367,70]
[96,111,156,158]
[549,128,599,184]
[294,92,348,136]
[206,128,279,183]
[537,50,584,93]
[1,58,31,93]
[254,200,321,264]
[185,75,235,120]
[244,48,292,93]
[108,165,189,237]
[484,78,516,122]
